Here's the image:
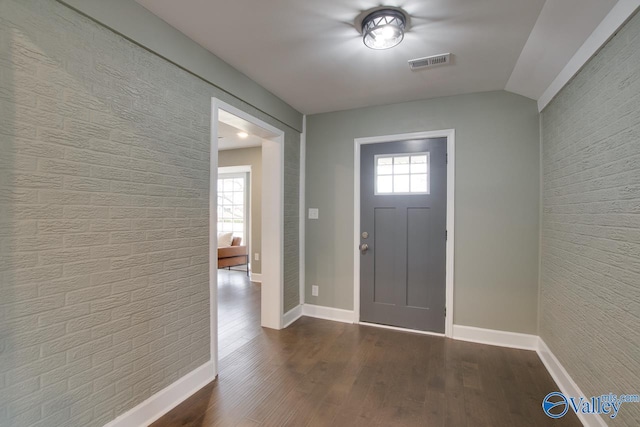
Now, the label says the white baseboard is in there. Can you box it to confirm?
[302,304,355,324]
[283,305,303,328]
[536,338,606,427]
[103,361,215,427]
[249,273,262,283]
[452,324,538,350]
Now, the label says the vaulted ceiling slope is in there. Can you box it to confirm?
[136,0,618,115]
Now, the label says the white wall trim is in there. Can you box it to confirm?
[537,0,640,111]
[249,272,262,283]
[452,325,538,351]
[283,305,303,328]
[302,304,355,324]
[209,103,220,376]
[103,361,215,427]
[218,165,251,174]
[537,338,607,427]
[353,129,455,337]
[260,132,285,331]
[299,115,306,306]
[537,114,544,334]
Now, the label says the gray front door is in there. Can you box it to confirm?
[360,138,447,333]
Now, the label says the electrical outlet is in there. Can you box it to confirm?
[312,285,319,297]
[254,253,259,261]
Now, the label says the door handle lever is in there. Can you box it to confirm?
[359,243,369,254]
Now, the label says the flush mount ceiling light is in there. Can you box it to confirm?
[237,132,249,139]
[361,8,407,50]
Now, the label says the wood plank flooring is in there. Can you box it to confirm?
[217,269,262,360]
[152,271,581,427]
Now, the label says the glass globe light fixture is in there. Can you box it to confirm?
[362,9,407,50]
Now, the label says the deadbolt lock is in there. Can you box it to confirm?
[361,231,369,239]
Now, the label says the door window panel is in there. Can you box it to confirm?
[394,174,410,193]
[375,153,429,195]
[377,175,393,193]
[410,174,427,193]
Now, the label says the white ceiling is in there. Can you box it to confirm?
[217,121,263,151]
[136,0,619,115]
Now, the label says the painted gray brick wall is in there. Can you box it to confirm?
[284,131,300,313]
[0,0,299,426]
[540,11,640,426]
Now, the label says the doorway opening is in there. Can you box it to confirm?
[210,98,285,375]
[216,165,255,359]
[217,166,252,275]
[353,130,455,337]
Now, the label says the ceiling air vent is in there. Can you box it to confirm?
[408,53,451,70]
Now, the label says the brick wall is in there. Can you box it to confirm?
[0,0,299,425]
[284,134,300,312]
[540,11,640,426]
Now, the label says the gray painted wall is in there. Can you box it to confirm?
[305,91,540,334]
[57,0,303,132]
[218,147,263,275]
[540,11,640,427]
[0,0,299,426]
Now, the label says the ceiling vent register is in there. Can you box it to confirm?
[408,53,451,70]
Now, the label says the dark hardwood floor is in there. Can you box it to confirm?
[217,269,262,360]
[152,271,580,427]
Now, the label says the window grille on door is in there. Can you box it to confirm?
[375,153,429,195]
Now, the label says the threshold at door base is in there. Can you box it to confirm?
[357,321,445,337]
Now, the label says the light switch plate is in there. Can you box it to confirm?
[308,208,319,219]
